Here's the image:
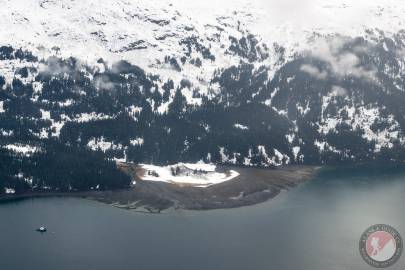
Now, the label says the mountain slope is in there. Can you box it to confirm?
[1,0,405,194]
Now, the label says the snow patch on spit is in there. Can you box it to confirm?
[139,162,240,187]
[4,188,15,194]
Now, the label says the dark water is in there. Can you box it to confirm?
[1,165,405,270]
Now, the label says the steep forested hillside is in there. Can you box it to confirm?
[1,0,405,194]
[1,33,405,194]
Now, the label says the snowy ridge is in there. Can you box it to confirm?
[2,0,405,92]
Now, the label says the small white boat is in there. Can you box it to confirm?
[36,226,47,232]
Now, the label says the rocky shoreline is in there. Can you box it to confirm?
[0,165,319,213]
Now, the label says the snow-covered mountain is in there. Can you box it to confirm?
[2,0,405,91]
[1,0,405,193]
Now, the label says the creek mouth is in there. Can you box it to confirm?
[0,165,318,213]
[85,164,318,213]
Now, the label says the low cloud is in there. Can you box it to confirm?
[306,38,378,82]
[38,57,74,75]
[93,75,115,90]
[300,64,328,80]
[396,48,405,58]
[331,85,348,97]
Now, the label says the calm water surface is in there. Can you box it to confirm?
[1,165,405,270]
